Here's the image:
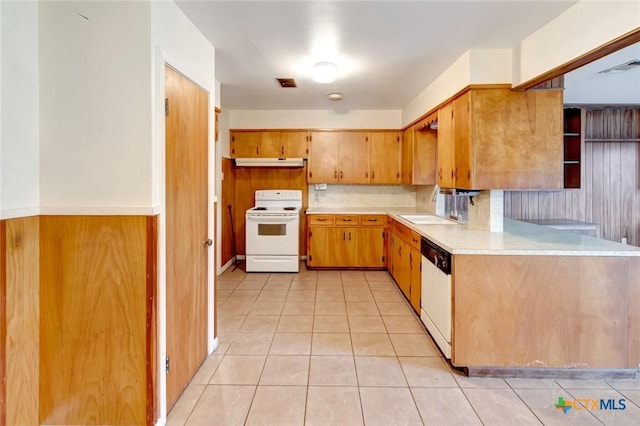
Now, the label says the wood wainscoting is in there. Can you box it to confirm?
[39,215,157,425]
[1,215,157,426]
[3,217,40,426]
[505,107,640,246]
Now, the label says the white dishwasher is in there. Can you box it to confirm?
[420,237,452,359]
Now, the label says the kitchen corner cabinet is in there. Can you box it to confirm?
[389,220,421,313]
[230,130,309,158]
[308,131,400,184]
[436,88,563,190]
[307,214,385,268]
[402,115,437,185]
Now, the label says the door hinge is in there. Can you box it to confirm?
[309,230,312,238]
[382,256,385,262]
[165,98,169,116]
[166,355,170,374]
[309,255,312,261]
[309,171,313,178]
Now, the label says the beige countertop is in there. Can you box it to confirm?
[305,207,640,256]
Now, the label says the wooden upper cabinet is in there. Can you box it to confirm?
[281,131,309,158]
[309,131,340,183]
[402,120,436,185]
[436,88,563,190]
[231,131,261,158]
[340,132,370,184]
[437,103,455,188]
[260,131,282,157]
[370,131,401,184]
[231,130,309,158]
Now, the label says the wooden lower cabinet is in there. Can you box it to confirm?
[389,220,422,313]
[307,215,384,268]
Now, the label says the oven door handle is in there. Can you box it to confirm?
[247,214,298,222]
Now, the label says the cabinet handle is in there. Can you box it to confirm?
[343,219,352,222]
[348,232,351,240]
[281,146,285,155]
[468,170,471,179]
[372,171,375,179]
[340,171,343,179]
[343,232,346,240]
[450,170,454,178]
[365,172,368,178]
[454,168,458,179]
[317,218,327,222]
[256,146,260,155]
[367,219,377,222]
[438,169,442,179]
[334,171,337,179]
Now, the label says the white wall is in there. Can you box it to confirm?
[515,0,640,86]
[39,1,152,213]
[401,50,512,126]
[229,109,402,130]
[1,1,40,219]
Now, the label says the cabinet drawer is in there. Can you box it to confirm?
[308,215,334,226]
[335,215,359,226]
[360,215,386,226]
[392,220,413,243]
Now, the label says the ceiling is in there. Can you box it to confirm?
[175,1,585,110]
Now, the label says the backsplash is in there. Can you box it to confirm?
[308,185,416,207]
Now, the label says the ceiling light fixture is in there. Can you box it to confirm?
[328,92,343,101]
[312,62,337,83]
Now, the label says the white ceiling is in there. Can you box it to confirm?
[175,1,592,110]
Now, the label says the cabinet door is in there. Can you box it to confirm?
[437,103,455,187]
[344,228,359,267]
[282,131,308,158]
[355,227,385,267]
[370,131,401,184]
[309,132,339,183]
[401,127,414,184]
[413,125,437,185]
[260,131,282,157]
[409,246,421,312]
[453,92,472,189]
[231,131,261,158]
[340,132,370,184]
[308,227,346,267]
[392,236,411,300]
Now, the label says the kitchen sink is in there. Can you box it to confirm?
[399,214,458,225]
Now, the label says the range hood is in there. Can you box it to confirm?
[234,158,305,167]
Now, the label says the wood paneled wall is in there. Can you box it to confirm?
[4,217,40,425]
[222,160,309,257]
[221,158,236,266]
[39,215,155,425]
[505,108,640,246]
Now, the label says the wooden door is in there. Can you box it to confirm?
[260,131,282,157]
[281,131,308,158]
[340,132,370,183]
[308,227,345,267]
[454,92,472,189]
[437,103,455,187]
[165,65,209,410]
[231,131,261,158]
[401,127,414,184]
[370,131,401,184]
[356,227,385,267]
[309,132,339,183]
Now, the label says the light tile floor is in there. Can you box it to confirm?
[168,263,640,426]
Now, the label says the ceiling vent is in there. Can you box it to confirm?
[598,60,640,74]
[276,78,297,88]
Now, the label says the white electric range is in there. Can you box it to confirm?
[245,190,302,272]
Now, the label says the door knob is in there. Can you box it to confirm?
[202,238,213,247]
